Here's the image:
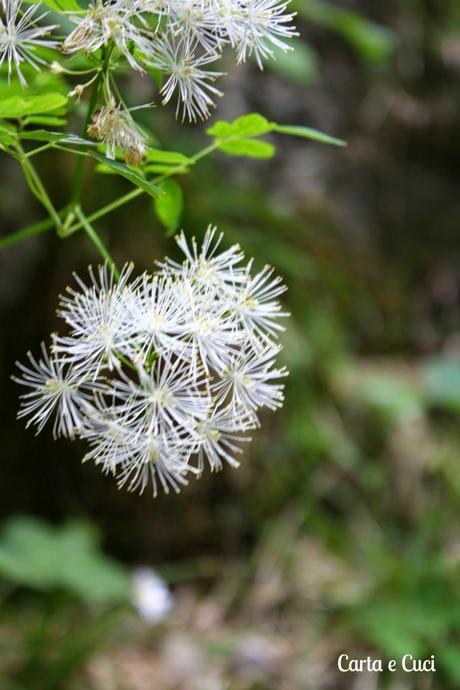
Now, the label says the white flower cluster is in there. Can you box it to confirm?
[63,0,297,121]
[0,0,296,121]
[14,228,289,496]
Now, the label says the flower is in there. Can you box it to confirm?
[157,227,247,288]
[211,340,287,416]
[59,0,296,121]
[83,413,196,495]
[87,101,147,165]
[62,0,153,72]
[195,407,254,474]
[131,567,173,623]
[15,227,289,497]
[111,357,210,434]
[231,0,297,69]
[53,263,137,373]
[230,263,290,339]
[129,274,190,362]
[149,35,224,122]
[0,0,57,86]
[12,343,100,438]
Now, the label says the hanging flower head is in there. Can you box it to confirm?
[87,100,148,165]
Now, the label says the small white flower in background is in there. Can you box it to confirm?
[0,0,57,86]
[131,567,173,623]
[14,226,289,497]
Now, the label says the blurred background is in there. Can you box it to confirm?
[2,0,460,688]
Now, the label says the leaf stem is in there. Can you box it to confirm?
[62,188,143,237]
[0,215,56,251]
[63,141,220,236]
[0,140,220,250]
[69,74,102,205]
[23,142,58,159]
[75,206,120,278]
[16,143,62,231]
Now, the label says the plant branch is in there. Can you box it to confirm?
[75,206,120,278]
[69,44,114,207]
[62,141,220,236]
[16,143,62,231]
[0,139,220,251]
[0,215,56,251]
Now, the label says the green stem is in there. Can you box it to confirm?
[75,206,120,278]
[0,215,56,250]
[16,143,62,231]
[60,66,100,76]
[0,140,220,250]
[115,351,137,371]
[69,78,101,205]
[70,87,99,204]
[23,142,57,159]
[70,44,115,207]
[189,141,219,164]
[63,142,220,236]
[61,187,143,237]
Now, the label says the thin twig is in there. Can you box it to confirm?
[75,206,120,279]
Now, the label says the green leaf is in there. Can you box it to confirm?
[144,164,190,175]
[146,148,192,166]
[0,93,67,119]
[363,377,422,422]
[0,121,17,149]
[154,179,183,235]
[19,130,90,145]
[271,123,346,146]
[27,0,82,11]
[145,147,192,166]
[0,97,34,119]
[334,14,396,65]
[25,115,67,127]
[207,113,272,138]
[145,66,164,90]
[336,363,424,423]
[25,93,68,115]
[207,112,345,152]
[0,73,68,100]
[95,163,118,175]
[90,152,161,199]
[423,357,460,414]
[0,516,130,604]
[217,138,276,158]
[144,147,192,173]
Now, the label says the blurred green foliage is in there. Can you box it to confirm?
[295,0,397,65]
[0,516,130,603]
[0,518,131,690]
